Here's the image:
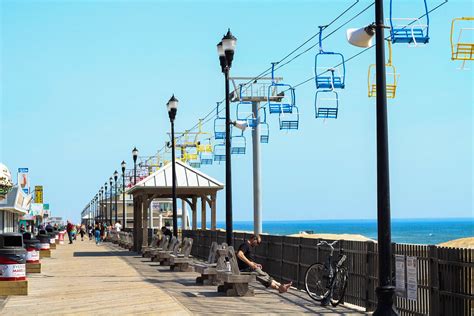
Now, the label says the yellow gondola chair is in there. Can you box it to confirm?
[368,39,400,98]
[451,17,474,69]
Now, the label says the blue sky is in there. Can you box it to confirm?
[1,0,472,223]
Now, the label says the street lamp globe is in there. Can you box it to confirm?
[114,170,118,181]
[132,147,139,162]
[222,29,237,67]
[167,95,179,121]
[109,177,113,186]
[121,160,126,172]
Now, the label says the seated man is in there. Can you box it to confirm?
[161,226,173,241]
[236,234,292,293]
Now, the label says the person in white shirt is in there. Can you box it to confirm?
[114,221,122,232]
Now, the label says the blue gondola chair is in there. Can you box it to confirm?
[214,102,226,140]
[389,0,430,45]
[231,130,246,155]
[315,26,346,89]
[267,63,296,114]
[315,89,339,119]
[213,143,226,162]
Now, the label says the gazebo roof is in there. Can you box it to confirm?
[127,160,224,197]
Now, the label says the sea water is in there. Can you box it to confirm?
[211,218,473,245]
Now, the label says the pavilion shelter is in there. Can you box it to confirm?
[127,160,224,253]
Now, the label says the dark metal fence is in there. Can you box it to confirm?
[183,230,473,316]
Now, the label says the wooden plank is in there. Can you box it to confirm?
[0,280,28,296]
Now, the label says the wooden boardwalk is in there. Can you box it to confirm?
[0,239,190,315]
[0,240,367,315]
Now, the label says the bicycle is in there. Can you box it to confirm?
[304,240,348,307]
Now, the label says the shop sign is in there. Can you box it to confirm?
[35,186,43,203]
[17,168,29,194]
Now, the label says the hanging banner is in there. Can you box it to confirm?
[30,203,43,216]
[406,256,418,301]
[17,168,29,194]
[395,255,406,297]
[34,186,43,203]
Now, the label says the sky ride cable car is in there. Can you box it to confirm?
[230,127,246,155]
[199,139,214,165]
[389,0,430,46]
[259,106,269,143]
[267,62,296,114]
[315,69,340,119]
[213,102,226,140]
[213,143,226,162]
[195,119,213,153]
[368,39,399,98]
[236,84,258,128]
[315,25,346,90]
[278,88,299,130]
[450,17,474,69]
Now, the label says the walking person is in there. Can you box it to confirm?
[100,223,105,242]
[94,223,101,245]
[66,221,74,244]
[88,224,93,240]
[79,224,86,241]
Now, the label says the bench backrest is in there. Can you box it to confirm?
[226,246,241,275]
[208,242,218,264]
[171,237,181,255]
[167,236,178,251]
[149,235,159,248]
[181,238,193,258]
[159,235,169,249]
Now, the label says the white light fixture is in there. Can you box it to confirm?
[346,25,375,48]
[232,120,248,131]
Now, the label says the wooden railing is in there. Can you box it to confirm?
[183,230,473,316]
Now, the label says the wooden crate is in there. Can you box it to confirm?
[50,243,57,250]
[0,280,28,296]
[26,262,41,273]
[40,249,51,258]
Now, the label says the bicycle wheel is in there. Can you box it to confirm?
[305,263,330,301]
[330,267,348,307]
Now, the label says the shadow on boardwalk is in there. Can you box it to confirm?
[106,243,368,315]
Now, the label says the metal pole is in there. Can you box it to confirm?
[374,0,397,314]
[109,184,113,225]
[171,119,178,237]
[122,172,126,229]
[115,179,118,223]
[225,67,233,246]
[252,101,262,235]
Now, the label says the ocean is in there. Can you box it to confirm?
[212,218,473,245]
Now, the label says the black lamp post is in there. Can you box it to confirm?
[121,161,126,228]
[167,94,179,237]
[100,188,103,222]
[95,194,98,223]
[114,170,118,224]
[109,177,113,225]
[132,147,138,185]
[217,29,237,246]
[104,183,108,223]
[346,1,396,314]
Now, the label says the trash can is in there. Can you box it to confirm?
[58,231,65,244]
[36,230,50,250]
[53,227,59,243]
[0,233,27,281]
[22,232,40,264]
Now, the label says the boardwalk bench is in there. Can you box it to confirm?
[142,235,162,258]
[151,236,178,265]
[216,246,256,296]
[194,242,228,285]
[169,238,194,272]
[147,236,171,258]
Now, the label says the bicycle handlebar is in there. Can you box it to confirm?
[316,240,339,249]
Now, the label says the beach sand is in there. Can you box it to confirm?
[437,237,474,249]
[289,232,375,242]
